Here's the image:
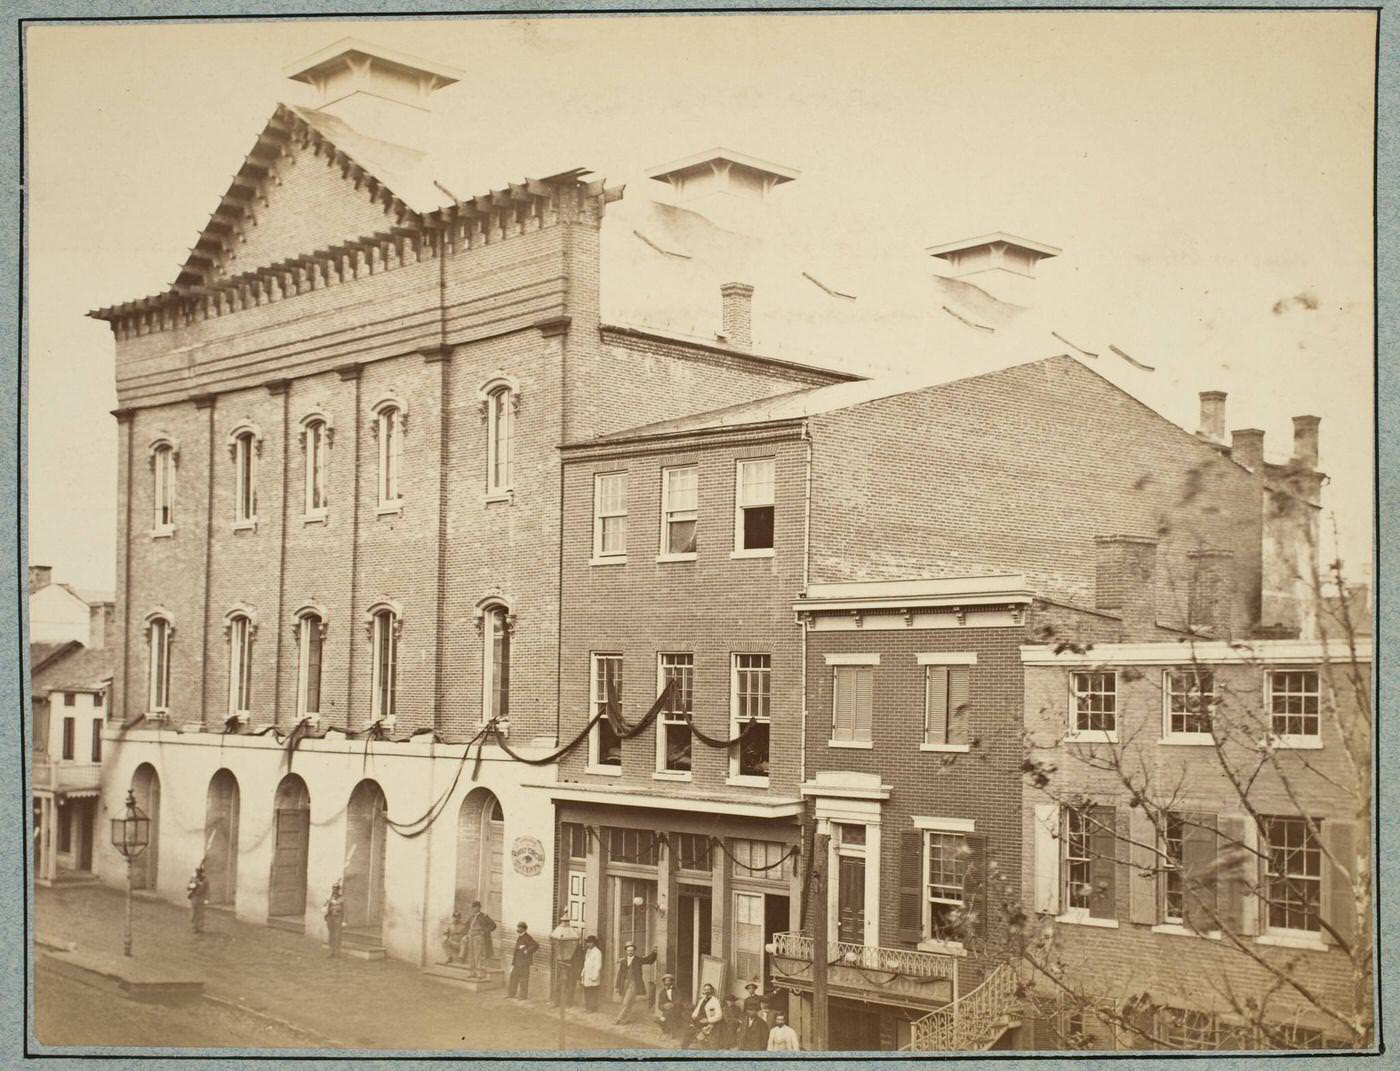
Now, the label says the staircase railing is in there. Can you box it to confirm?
[905,963,1020,1051]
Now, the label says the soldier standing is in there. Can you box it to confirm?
[323,881,345,957]
[186,865,209,934]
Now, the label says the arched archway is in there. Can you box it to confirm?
[268,774,310,919]
[343,780,387,934]
[454,788,504,922]
[129,764,160,890]
[203,769,240,906]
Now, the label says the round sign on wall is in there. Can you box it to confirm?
[511,835,545,876]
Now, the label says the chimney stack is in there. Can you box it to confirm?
[1094,535,1158,638]
[1292,415,1321,470]
[1231,428,1265,472]
[720,282,754,351]
[646,149,798,236]
[28,565,52,594]
[926,232,1060,308]
[1197,391,1227,443]
[1187,548,1236,639]
[285,38,464,149]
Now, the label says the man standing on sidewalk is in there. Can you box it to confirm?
[464,900,496,981]
[767,1011,801,1051]
[186,866,209,934]
[612,942,657,1024]
[323,881,345,958]
[507,922,538,1000]
[579,935,603,1012]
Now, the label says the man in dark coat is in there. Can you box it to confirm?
[186,865,209,934]
[507,921,539,999]
[323,881,345,957]
[613,942,657,1024]
[464,900,496,980]
[737,1004,770,1049]
[652,973,686,1039]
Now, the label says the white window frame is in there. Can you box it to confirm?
[226,612,255,718]
[588,653,624,774]
[654,653,694,779]
[828,657,875,748]
[658,465,699,562]
[1266,668,1323,749]
[922,826,970,954]
[1162,667,1216,744]
[294,610,326,718]
[1061,806,1094,922]
[1161,810,1186,925]
[151,440,176,535]
[1260,814,1324,941]
[591,472,628,564]
[144,613,173,716]
[230,427,260,530]
[368,605,400,724]
[481,604,511,727]
[728,653,772,785]
[371,398,406,514]
[485,385,514,499]
[732,458,776,558]
[302,417,330,521]
[1068,670,1118,743]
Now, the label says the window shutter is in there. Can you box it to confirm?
[947,666,970,745]
[854,667,873,741]
[1321,820,1358,947]
[831,668,851,741]
[896,829,924,943]
[1089,805,1118,920]
[1033,804,1060,915]
[925,667,948,746]
[1181,812,1219,933]
[1216,814,1256,936]
[1128,807,1158,926]
[961,832,988,937]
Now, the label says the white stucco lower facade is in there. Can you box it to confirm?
[96,726,559,967]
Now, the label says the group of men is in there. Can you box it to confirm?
[440,902,503,981]
[655,977,800,1051]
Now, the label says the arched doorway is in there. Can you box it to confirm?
[203,770,240,906]
[129,764,160,890]
[454,789,504,922]
[343,780,387,934]
[268,775,310,919]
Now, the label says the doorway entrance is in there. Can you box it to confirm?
[830,998,884,1050]
[129,764,160,890]
[268,774,310,919]
[204,769,240,906]
[609,875,657,994]
[838,856,866,944]
[343,780,387,934]
[676,885,712,1002]
[454,789,504,921]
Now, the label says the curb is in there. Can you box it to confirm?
[200,992,340,1047]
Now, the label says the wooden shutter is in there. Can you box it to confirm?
[1216,814,1256,936]
[853,667,873,742]
[33,704,49,755]
[831,667,851,741]
[1321,820,1358,947]
[925,667,948,746]
[896,829,924,943]
[1181,812,1219,933]
[1033,804,1060,915]
[1089,805,1117,920]
[961,833,988,937]
[1128,807,1158,926]
[947,666,970,745]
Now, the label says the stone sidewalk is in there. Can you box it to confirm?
[36,883,667,1053]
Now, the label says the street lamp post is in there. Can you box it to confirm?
[109,790,151,957]
[551,918,581,1051]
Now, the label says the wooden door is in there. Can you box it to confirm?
[269,809,309,917]
[838,857,866,944]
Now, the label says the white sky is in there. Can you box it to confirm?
[24,12,1375,592]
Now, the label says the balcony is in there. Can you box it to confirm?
[33,760,102,795]
[768,930,959,1009]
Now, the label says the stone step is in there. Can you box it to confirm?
[266,915,304,934]
[423,961,504,991]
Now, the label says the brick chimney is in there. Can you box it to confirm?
[720,282,754,351]
[1231,428,1265,472]
[285,38,464,149]
[1197,391,1227,444]
[1187,548,1236,639]
[1094,535,1158,637]
[28,565,52,594]
[646,149,798,235]
[926,232,1060,307]
[1292,414,1321,469]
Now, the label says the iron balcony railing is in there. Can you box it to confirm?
[770,929,961,982]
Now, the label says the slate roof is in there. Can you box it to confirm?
[30,641,81,676]
[31,646,115,696]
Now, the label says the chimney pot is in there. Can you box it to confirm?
[1292,414,1321,469]
[1093,535,1158,638]
[720,282,754,352]
[28,565,52,594]
[1198,391,1227,443]
[1231,428,1265,472]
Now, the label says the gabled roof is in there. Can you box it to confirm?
[30,641,82,676]
[32,646,115,696]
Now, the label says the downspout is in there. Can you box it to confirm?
[799,421,812,787]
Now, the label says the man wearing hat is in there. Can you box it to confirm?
[442,911,469,964]
[323,881,345,958]
[737,999,770,1050]
[652,972,686,1039]
[742,980,766,1018]
[186,865,209,934]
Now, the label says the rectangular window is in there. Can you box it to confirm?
[1159,1007,1219,1049]
[593,472,628,560]
[233,433,257,523]
[304,420,328,514]
[562,822,588,861]
[33,704,49,755]
[58,805,71,853]
[660,465,699,556]
[734,892,765,986]
[675,832,712,872]
[153,445,175,529]
[732,654,771,779]
[486,387,513,494]
[1162,812,1185,924]
[831,665,874,743]
[377,408,403,506]
[228,616,253,716]
[924,666,971,746]
[734,458,775,553]
[148,617,171,713]
[1262,816,1322,934]
[1165,668,1215,738]
[926,831,967,941]
[91,719,103,762]
[63,692,75,707]
[482,607,511,724]
[1071,671,1117,736]
[607,827,659,866]
[1062,805,1116,919]
[657,654,693,772]
[591,654,623,768]
[1269,670,1320,740]
[61,717,75,761]
[298,618,323,716]
[371,611,398,720]
[731,838,798,880]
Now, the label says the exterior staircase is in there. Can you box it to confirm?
[338,927,387,961]
[423,956,504,991]
[904,963,1022,1051]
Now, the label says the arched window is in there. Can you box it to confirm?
[487,386,512,494]
[367,604,400,721]
[152,442,176,531]
[224,610,256,717]
[303,418,329,516]
[229,427,259,525]
[370,399,405,510]
[481,604,512,725]
[143,612,173,715]
[293,608,326,716]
